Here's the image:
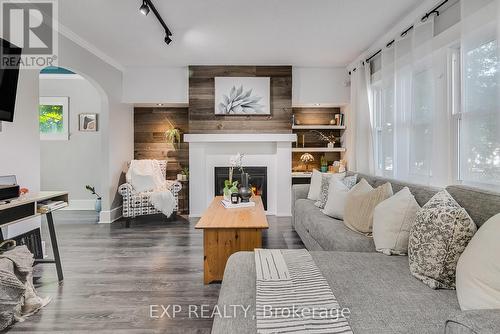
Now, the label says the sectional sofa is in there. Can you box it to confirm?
[212,173,500,334]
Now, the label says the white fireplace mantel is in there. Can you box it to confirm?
[186,133,297,218]
[184,133,297,143]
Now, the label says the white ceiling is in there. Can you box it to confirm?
[58,0,420,68]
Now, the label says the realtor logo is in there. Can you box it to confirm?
[1,0,58,68]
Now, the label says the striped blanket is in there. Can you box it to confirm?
[255,249,352,334]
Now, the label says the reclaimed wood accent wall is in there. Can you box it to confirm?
[188,66,293,133]
[134,107,189,179]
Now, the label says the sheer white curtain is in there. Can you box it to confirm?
[459,0,500,188]
[374,17,452,186]
[346,63,375,174]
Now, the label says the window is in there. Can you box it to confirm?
[372,80,395,177]
[459,39,500,187]
[39,96,69,140]
[409,68,434,177]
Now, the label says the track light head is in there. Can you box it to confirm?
[139,1,150,15]
[164,34,172,45]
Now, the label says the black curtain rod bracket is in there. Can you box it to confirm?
[365,49,382,63]
[421,0,449,22]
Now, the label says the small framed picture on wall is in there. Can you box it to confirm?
[79,113,98,132]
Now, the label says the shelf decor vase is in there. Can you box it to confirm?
[238,173,252,203]
[327,142,335,148]
[223,180,238,202]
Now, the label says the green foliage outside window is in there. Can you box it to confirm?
[39,104,64,133]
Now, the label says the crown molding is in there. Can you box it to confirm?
[55,22,125,73]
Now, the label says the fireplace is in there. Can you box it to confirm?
[214,167,267,210]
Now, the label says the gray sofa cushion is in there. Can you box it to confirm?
[295,199,375,252]
[445,310,500,334]
[346,172,440,207]
[212,251,461,334]
[445,185,500,227]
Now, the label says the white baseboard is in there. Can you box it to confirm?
[61,199,95,211]
[99,206,122,224]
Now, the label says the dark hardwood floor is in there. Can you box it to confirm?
[7,211,303,333]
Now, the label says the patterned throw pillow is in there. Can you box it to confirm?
[315,174,357,209]
[408,190,477,290]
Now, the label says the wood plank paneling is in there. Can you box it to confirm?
[134,107,189,179]
[189,66,293,134]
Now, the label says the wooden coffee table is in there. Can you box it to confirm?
[195,196,268,284]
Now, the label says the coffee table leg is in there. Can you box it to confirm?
[203,228,262,284]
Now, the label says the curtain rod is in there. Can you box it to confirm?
[349,0,450,75]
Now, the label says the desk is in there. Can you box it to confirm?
[0,191,68,282]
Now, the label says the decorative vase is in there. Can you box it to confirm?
[327,142,335,148]
[223,180,238,201]
[321,166,328,172]
[238,173,252,203]
[95,198,102,213]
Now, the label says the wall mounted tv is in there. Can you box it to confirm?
[0,38,22,122]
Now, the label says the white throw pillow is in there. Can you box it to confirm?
[456,213,500,310]
[307,170,344,201]
[373,187,420,255]
[322,177,363,220]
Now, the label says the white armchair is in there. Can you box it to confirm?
[118,160,182,226]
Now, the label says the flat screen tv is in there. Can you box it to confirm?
[0,38,22,122]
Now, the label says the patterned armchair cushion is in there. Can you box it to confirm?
[408,190,477,290]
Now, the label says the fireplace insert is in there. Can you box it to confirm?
[214,167,267,210]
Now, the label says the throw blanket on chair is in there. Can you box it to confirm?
[255,249,353,334]
[126,160,175,217]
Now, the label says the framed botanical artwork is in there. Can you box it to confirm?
[79,113,98,132]
[39,97,69,140]
[215,77,270,115]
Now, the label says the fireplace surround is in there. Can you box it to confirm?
[214,167,268,209]
[184,133,297,217]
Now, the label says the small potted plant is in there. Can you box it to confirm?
[85,185,102,212]
[223,153,244,201]
[165,128,181,145]
[320,155,328,172]
[182,167,189,181]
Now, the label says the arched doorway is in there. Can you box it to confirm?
[38,66,105,220]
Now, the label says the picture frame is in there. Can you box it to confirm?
[79,113,98,132]
[215,77,270,115]
[39,96,69,141]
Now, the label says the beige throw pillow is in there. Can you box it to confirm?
[456,213,500,310]
[373,187,420,255]
[344,179,393,235]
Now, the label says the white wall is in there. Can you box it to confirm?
[39,75,102,210]
[57,33,134,223]
[0,69,41,238]
[292,67,350,106]
[122,66,188,104]
[122,66,350,106]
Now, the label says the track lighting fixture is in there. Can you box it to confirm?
[139,0,173,45]
[164,34,172,45]
[139,0,150,15]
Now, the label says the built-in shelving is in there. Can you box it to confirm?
[291,172,312,178]
[292,125,346,130]
[292,147,346,153]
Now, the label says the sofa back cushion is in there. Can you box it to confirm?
[446,185,500,227]
[346,172,439,207]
